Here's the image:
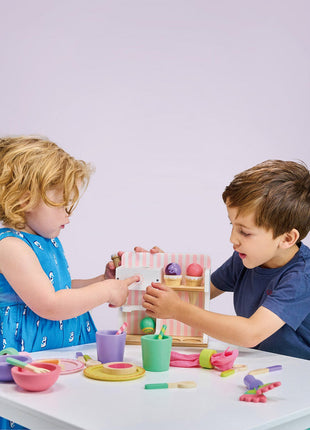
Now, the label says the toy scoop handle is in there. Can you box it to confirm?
[6,357,27,368]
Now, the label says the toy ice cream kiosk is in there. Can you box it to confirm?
[116,252,210,347]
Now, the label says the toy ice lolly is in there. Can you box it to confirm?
[248,365,282,375]
[145,381,196,389]
[220,364,248,377]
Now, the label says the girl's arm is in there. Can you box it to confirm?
[0,237,138,321]
[143,282,285,348]
[71,275,104,289]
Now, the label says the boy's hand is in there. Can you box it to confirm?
[142,282,181,319]
[106,275,140,307]
[104,251,123,280]
[134,246,164,253]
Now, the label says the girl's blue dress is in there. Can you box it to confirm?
[0,228,97,428]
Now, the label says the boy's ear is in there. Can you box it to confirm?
[279,229,300,248]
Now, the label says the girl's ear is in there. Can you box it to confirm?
[279,229,300,249]
[19,192,31,210]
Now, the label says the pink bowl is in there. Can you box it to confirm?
[11,362,61,391]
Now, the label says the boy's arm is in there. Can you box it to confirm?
[210,281,224,299]
[143,282,285,348]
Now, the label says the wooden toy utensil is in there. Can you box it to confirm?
[145,381,197,389]
[6,357,50,374]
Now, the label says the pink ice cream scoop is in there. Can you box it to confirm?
[186,263,203,277]
[165,263,182,276]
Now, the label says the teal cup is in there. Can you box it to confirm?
[141,334,172,372]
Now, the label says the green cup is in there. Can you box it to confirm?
[141,334,172,372]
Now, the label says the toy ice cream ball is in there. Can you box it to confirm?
[165,263,181,276]
[164,263,182,286]
[185,263,203,287]
[140,317,156,334]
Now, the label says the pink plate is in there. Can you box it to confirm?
[36,358,84,375]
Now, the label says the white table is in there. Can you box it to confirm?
[0,339,310,430]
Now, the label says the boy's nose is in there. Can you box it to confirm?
[230,229,240,246]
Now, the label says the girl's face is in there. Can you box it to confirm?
[227,206,293,269]
[24,188,70,238]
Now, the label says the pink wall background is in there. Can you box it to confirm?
[1,0,309,330]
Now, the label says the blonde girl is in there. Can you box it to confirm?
[0,136,138,353]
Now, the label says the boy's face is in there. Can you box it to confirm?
[227,206,287,269]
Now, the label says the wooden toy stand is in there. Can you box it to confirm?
[116,252,210,347]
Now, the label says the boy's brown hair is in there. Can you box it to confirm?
[222,160,310,241]
[0,136,94,230]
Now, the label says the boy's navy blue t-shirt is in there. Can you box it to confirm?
[211,243,310,359]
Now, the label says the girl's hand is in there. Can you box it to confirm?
[106,275,140,307]
[142,282,181,319]
[104,251,123,280]
[134,246,164,253]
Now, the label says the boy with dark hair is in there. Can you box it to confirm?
[141,160,310,359]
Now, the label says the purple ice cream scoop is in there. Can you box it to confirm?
[165,262,182,276]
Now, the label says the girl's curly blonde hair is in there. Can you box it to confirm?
[0,136,94,230]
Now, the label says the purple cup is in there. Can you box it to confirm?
[0,355,32,382]
[96,330,127,363]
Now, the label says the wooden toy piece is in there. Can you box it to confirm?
[85,360,102,367]
[185,263,204,287]
[220,365,248,377]
[102,362,137,375]
[36,358,66,371]
[198,349,217,369]
[256,381,282,395]
[244,374,263,390]
[36,359,61,366]
[145,381,197,390]
[248,365,282,375]
[240,374,282,402]
[111,253,121,267]
[239,393,267,403]
[164,262,182,286]
[0,347,19,355]
[76,352,86,364]
[116,322,128,335]
[82,355,101,367]
[116,266,163,292]
[157,324,167,339]
[140,317,156,334]
[6,357,50,374]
